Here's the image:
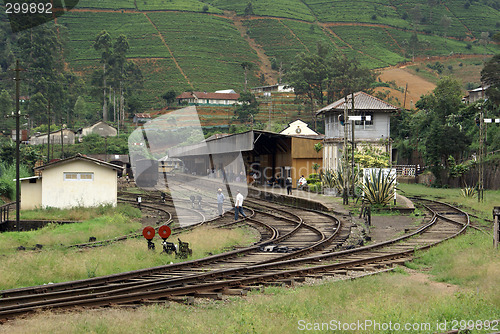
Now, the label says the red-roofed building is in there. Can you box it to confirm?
[177,90,241,106]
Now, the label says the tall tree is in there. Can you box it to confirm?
[481,54,500,106]
[17,23,68,125]
[93,30,112,122]
[234,91,259,124]
[0,89,13,133]
[240,61,253,92]
[413,77,470,185]
[286,50,328,129]
[327,55,375,102]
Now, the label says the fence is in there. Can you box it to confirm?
[0,202,14,224]
[394,165,422,177]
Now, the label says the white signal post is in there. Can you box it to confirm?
[478,110,500,202]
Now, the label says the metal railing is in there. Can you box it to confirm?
[0,202,14,224]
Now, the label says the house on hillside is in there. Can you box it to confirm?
[176,90,241,105]
[316,91,398,171]
[251,84,294,94]
[20,154,123,210]
[80,121,117,138]
[463,86,489,104]
[29,129,76,146]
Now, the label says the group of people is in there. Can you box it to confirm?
[215,175,307,220]
[217,188,247,221]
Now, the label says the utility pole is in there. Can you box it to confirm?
[351,92,355,199]
[47,100,51,163]
[60,118,64,159]
[343,96,349,205]
[14,60,21,232]
[478,105,484,202]
[5,61,26,231]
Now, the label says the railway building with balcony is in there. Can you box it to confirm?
[316,91,398,172]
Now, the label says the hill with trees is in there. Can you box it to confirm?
[0,0,499,131]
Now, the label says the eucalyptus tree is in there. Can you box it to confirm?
[93,30,112,121]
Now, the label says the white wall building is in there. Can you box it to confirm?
[279,120,318,136]
[21,154,122,209]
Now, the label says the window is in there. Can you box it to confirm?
[354,112,374,129]
[64,172,94,181]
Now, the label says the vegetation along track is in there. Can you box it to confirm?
[0,196,468,321]
[0,192,344,321]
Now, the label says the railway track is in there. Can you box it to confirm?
[0,196,468,322]
[0,193,346,320]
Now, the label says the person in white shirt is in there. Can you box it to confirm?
[216,188,225,217]
[298,175,307,189]
[234,190,247,221]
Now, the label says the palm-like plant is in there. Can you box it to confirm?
[360,169,396,206]
[321,165,360,195]
[461,185,476,198]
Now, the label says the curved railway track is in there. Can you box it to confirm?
[0,196,468,322]
[0,193,345,320]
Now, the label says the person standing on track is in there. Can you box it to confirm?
[234,190,247,221]
[217,188,225,217]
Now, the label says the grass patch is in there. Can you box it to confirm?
[3,253,499,333]
[0,205,142,253]
[413,231,500,300]
[1,184,499,332]
[398,183,500,222]
[0,225,257,290]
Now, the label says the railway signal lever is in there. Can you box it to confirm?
[176,238,192,259]
[159,225,176,254]
[142,226,155,251]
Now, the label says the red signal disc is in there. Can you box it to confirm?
[142,226,155,240]
[158,225,171,239]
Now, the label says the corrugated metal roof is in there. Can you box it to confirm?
[177,91,240,100]
[34,154,123,171]
[316,91,398,115]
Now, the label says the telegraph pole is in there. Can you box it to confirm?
[12,60,23,232]
[60,117,64,159]
[478,105,484,202]
[47,100,51,163]
[343,96,349,205]
[351,92,356,199]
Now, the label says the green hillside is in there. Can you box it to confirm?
[2,0,500,119]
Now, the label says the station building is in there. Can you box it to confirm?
[168,128,323,188]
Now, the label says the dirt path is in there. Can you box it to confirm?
[143,13,194,90]
[375,67,437,108]
[229,11,278,85]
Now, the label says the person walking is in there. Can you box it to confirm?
[286,177,292,195]
[217,188,225,217]
[234,190,247,221]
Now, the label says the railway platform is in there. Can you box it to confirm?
[251,185,414,214]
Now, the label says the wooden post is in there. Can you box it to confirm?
[493,206,500,249]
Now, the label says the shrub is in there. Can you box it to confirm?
[308,183,322,193]
[461,185,476,198]
[360,169,396,206]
